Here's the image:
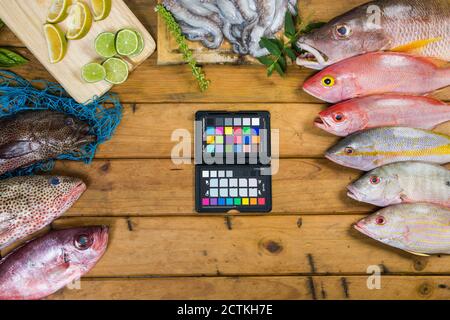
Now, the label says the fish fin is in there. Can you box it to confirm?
[391,38,443,53]
[0,141,38,159]
[404,250,430,257]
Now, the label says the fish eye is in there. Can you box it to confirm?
[375,216,386,225]
[370,176,381,185]
[336,24,351,38]
[344,147,354,155]
[74,234,93,250]
[334,113,345,122]
[321,76,335,87]
[49,177,60,186]
[65,118,75,126]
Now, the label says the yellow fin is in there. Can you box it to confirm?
[391,37,443,53]
[404,250,430,257]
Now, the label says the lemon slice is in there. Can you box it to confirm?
[66,1,93,40]
[47,0,72,23]
[91,0,112,21]
[44,24,68,64]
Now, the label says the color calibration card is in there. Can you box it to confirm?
[195,111,272,213]
[195,111,270,165]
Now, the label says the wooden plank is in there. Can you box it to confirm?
[3,47,449,104]
[3,216,450,276]
[95,103,450,159]
[50,158,375,216]
[48,276,450,300]
[0,0,156,103]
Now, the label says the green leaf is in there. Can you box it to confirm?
[273,61,285,77]
[0,48,28,67]
[285,47,297,61]
[278,55,287,72]
[0,19,4,30]
[301,21,326,34]
[284,12,296,38]
[267,63,275,77]
[257,55,275,67]
[259,37,281,56]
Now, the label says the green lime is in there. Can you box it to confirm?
[95,32,117,58]
[130,30,144,57]
[81,62,106,83]
[102,57,129,84]
[115,29,139,56]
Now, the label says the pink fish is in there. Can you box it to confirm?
[315,94,450,136]
[0,226,109,300]
[303,52,450,103]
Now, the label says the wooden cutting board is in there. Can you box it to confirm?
[0,0,156,103]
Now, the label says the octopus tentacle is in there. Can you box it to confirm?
[163,0,224,49]
[235,0,258,22]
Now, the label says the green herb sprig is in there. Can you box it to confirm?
[0,20,28,68]
[155,4,210,92]
[257,8,325,77]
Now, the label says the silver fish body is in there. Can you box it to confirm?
[355,203,450,256]
[326,127,450,171]
[348,162,450,207]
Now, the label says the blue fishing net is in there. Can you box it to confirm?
[0,70,123,178]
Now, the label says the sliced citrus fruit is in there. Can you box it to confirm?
[103,57,129,84]
[115,29,139,56]
[91,0,112,21]
[66,1,92,40]
[82,62,106,83]
[130,30,144,57]
[44,24,68,64]
[47,0,72,23]
[95,32,117,58]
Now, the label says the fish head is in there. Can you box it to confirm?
[302,64,360,103]
[325,132,377,170]
[35,113,97,154]
[31,176,87,214]
[347,167,403,206]
[354,207,408,248]
[61,226,109,273]
[296,4,389,70]
[314,100,368,136]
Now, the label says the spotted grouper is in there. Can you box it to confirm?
[0,226,109,300]
[0,175,86,250]
[0,110,96,176]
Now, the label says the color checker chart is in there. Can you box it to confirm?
[195,111,272,213]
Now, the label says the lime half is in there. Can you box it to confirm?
[95,32,117,58]
[103,57,128,84]
[47,0,72,23]
[82,62,106,83]
[130,30,144,57]
[115,29,139,56]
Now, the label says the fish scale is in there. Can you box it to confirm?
[0,175,86,250]
[355,204,450,256]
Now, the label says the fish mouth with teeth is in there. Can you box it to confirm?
[313,116,331,130]
[296,43,329,70]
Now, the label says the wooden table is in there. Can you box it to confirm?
[1,0,450,300]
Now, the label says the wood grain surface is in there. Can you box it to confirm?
[0,0,449,300]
